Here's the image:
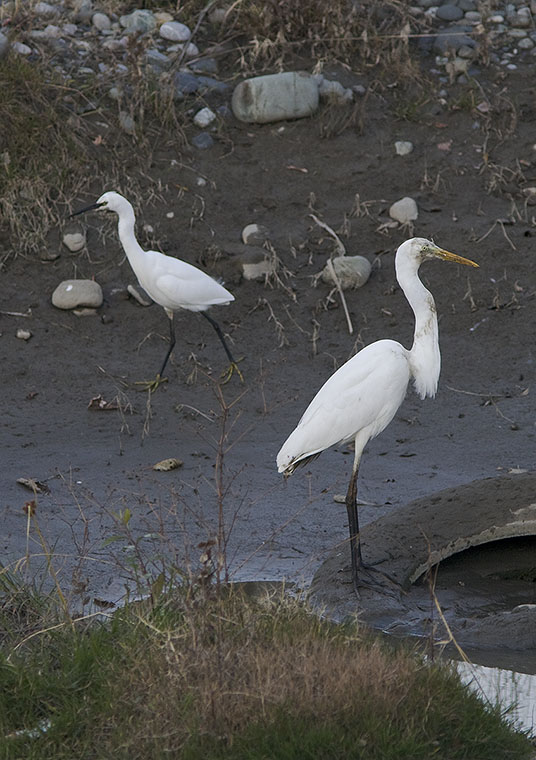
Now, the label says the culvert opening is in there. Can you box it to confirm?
[416,535,536,612]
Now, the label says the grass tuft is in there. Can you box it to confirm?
[0,585,531,759]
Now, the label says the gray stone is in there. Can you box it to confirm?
[62,23,77,36]
[119,9,156,34]
[458,0,476,9]
[191,132,214,150]
[145,48,171,71]
[169,41,199,59]
[188,58,219,74]
[34,2,59,17]
[92,12,111,31]
[241,223,270,245]
[30,24,62,40]
[52,279,103,310]
[72,0,92,23]
[11,41,32,55]
[389,196,418,224]
[394,140,414,156]
[193,107,216,128]
[197,75,229,95]
[436,4,464,20]
[433,25,475,54]
[119,111,135,134]
[173,71,199,97]
[464,10,481,22]
[63,232,86,252]
[320,255,372,290]
[240,248,277,280]
[518,36,535,48]
[232,71,319,124]
[159,20,191,42]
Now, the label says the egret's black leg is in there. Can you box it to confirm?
[345,465,403,597]
[345,464,362,595]
[158,313,176,378]
[200,311,243,382]
[133,311,174,392]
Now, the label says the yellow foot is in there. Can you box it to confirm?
[133,374,168,393]
[220,359,244,384]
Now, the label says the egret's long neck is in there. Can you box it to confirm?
[396,253,440,399]
[116,202,145,272]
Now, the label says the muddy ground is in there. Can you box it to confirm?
[1,59,535,618]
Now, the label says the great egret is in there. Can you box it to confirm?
[72,191,241,389]
[277,238,478,592]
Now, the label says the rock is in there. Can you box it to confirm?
[12,41,32,55]
[241,223,270,245]
[191,133,214,149]
[63,232,85,252]
[389,197,418,224]
[197,74,229,95]
[102,37,128,52]
[240,249,276,280]
[320,256,372,290]
[188,58,219,74]
[30,25,62,40]
[193,107,216,128]
[232,71,319,124]
[170,41,199,59]
[119,9,156,34]
[92,12,111,31]
[119,112,135,135]
[436,4,464,20]
[518,36,534,48]
[62,23,78,36]
[0,32,10,58]
[209,7,227,24]
[159,21,191,42]
[395,140,414,156]
[145,48,171,71]
[16,329,32,341]
[34,2,59,17]
[434,27,475,54]
[72,0,93,23]
[173,71,199,97]
[52,280,103,310]
[464,11,481,22]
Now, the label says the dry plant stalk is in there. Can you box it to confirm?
[309,213,354,335]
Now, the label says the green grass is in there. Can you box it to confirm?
[0,586,532,759]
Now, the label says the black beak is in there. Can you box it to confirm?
[70,201,103,218]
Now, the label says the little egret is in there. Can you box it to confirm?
[72,191,241,389]
[277,238,478,592]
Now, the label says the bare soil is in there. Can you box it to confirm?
[1,61,535,616]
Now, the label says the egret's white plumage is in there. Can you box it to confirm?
[72,191,240,386]
[277,237,479,591]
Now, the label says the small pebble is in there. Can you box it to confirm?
[191,133,214,149]
[395,140,414,156]
[92,12,111,31]
[63,232,85,252]
[241,223,270,245]
[389,197,419,224]
[193,107,216,128]
[159,21,191,42]
[16,329,32,341]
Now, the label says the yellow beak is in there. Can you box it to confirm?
[435,247,479,268]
